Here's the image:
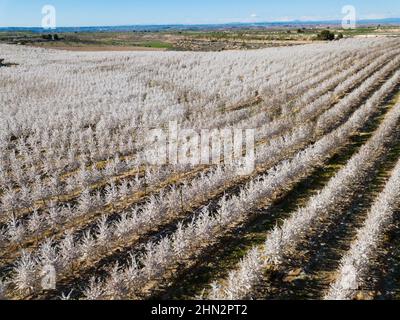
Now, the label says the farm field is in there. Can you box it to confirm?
[3,25,399,52]
[1,37,400,301]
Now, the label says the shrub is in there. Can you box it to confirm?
[41,34,53,40]
[317,30,335,41]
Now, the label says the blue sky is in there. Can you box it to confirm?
[0,0,399,27]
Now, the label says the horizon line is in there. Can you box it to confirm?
[1,17,400,29]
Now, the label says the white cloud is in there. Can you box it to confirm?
[298,15,339,21]
[359,13,396,20]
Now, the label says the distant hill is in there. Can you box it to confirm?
[1,18,400,33]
